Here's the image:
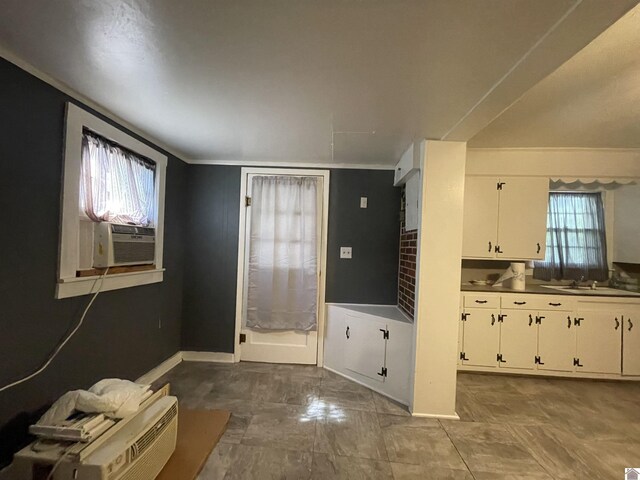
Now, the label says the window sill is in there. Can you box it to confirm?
[55,269,165,299]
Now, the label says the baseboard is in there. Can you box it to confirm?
[136,351,183,384]
[323,366,409,406]
[181,351,235,363]
[410,411,461,421]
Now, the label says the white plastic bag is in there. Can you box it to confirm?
[37,379,150,426]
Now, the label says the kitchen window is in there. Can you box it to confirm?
[534,192,608,281]
[57,103,167,299]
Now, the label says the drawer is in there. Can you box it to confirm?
[501,294,575,311]
[463,295,500,309]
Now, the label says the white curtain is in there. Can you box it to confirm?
[80,130,156,226]
[246,176,319,331]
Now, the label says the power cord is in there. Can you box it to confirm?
[0,268,110,393]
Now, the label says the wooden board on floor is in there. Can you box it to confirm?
[157,409,230,480]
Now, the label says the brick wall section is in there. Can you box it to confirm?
[398,186,417,319]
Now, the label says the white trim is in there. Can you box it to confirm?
[0,44,189,162]
[410,412,461,420]
[135,352,183,385]
[457,365,640,381]
[322,366,409,406]
[234,167,330,366]
[468,147,640,153]
[56,103,168,299]
[188,159,395,170]
[181,351,236,363]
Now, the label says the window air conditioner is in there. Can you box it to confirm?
[93,222,156,268]
[13,395,178,480]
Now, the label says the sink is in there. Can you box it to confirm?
[541,285,640,296]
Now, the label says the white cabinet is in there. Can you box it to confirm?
[537,311,575,372]
[623,310,640,375]
[324,304,413,404]
[462,176,549,260]
[460,307,500,368]
[574,311,622,375]
[613,183,640,263]
[498,310,537,370]
[394,141,421,186]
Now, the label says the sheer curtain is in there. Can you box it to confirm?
[80,130,156,226]
[246,176,319,331]
[534,192,608,281]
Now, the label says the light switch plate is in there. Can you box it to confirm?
[340,247,352,259]
[360,197,368,208]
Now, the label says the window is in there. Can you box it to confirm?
[57,103,167,299]
[534,192,608,281]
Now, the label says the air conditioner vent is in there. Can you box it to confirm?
[130,403,177,461]
[113,241,155,264]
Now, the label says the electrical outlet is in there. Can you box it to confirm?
[340,247,352,259]
[360,197,368,208]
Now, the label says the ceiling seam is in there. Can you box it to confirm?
[440,0,583,142]
[0,43,193,164]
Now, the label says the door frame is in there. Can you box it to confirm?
[233,167,330,366]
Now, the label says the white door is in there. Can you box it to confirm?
[344,313,387,382]
[462,176,498,258]
[499,310,537,370]
[623,311,640,376]
[496,177,549,260]
[461,308,500,368]
[575,311,622,374]
[537,311,575,372]
[239,172,327,364]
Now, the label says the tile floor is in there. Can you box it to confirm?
[155,362,640,479]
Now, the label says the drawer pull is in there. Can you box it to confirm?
[536,243,541,254]
[629,319,634,332]
[615,317,620,330]
[548,302,562,307]
[567,316,571,328]
[491,314,496,326]
[513,301,527,305]
[528,314,533,326]
[488,241,492,252]
[475,300,488,304]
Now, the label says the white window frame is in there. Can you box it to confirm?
[56,103,167,299]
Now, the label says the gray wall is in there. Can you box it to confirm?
[180,167,400,353]
[0,58,186,466]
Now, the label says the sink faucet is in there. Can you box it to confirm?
[570,276,585,288]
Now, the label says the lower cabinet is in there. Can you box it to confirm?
[460,293,640,379]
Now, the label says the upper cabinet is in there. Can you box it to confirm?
[394,141,421,186]
[614,183,640,263]
[462,176,549,260]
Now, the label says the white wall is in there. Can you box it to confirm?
[411,140,466,419]
[467,148,640,178]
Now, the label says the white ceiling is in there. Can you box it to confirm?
[470,2,640,148]
[0,0,636,164]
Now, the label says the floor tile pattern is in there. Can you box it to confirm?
[154,362,640,479]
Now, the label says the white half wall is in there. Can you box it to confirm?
[411,140,466,418]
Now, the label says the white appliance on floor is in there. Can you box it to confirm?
[13,395,177,480]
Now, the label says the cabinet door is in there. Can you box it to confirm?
[498,310,537,370]
[496,177,549,260]
[575,312,622,375]
[537,311,575,372]
[462,177,498,258]
[461,308,500,367]
[623,311,640,376]
[344,313,387,382]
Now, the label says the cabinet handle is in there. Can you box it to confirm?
[345,326,350,339]
[475,300,488,304]
[548,302,562,307]
[615,317,620,330]
[528,314,533,326]
[491,314,496,326]
[629,319,634,331]
[567,316,571,329]
[488,241,492,252]
[536,243,541,254]
[513,301,526,305]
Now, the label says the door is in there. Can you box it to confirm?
[496,177,549,260]
[239,171,327,364]
[462,176,498,258]
[499,310,537,370]
[575,311,622,374]
[344,313,387,382]
[623,311,640,376]
[461,308,500,368]
[537,311,575,372]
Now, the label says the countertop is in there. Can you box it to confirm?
[461,283,640,298]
